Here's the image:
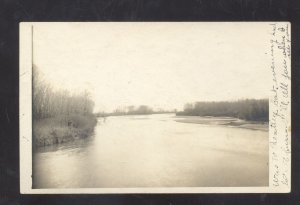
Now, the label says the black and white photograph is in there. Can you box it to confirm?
[19,22,291,193]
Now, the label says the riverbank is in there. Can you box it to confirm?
[174,116,268,131]
[33,114,97,147]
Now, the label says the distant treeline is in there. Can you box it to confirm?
[96,105,175,117]
[33,66,95,119]
[176,99,268,121]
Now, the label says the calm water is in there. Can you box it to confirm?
[33,114,268,188]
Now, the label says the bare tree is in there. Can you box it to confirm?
[33,66,95,121]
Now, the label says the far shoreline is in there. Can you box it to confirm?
[173,115,269,132]
[97,113,269,132]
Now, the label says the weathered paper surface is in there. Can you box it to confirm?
[20,22,291,193]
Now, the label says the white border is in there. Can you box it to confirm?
[20,22,291,194]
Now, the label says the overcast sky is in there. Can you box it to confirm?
[33,23,270,113]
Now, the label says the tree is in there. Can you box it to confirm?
[33,66,95,120]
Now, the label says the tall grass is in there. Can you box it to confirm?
[33,66,97,147]
[33,114,97,147]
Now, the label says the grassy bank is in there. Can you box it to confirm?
[33,114,97,147]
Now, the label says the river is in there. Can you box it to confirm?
[33,113,268,188]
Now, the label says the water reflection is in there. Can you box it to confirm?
[33,114,268,188]
[34,136,95,153]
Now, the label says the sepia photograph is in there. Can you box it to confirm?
[19,22,291,193]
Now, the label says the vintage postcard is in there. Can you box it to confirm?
[19,22,291,193]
